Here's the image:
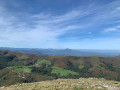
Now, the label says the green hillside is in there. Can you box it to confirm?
[0,50,120,86]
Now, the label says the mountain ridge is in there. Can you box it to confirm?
[0,47,120,57]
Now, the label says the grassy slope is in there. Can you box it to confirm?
[51,66,78,76]
[1,78,120,90]
[8,66,32,73]
[0,68,26,87]
[7,59,79,76]
[0,68,54,87]
[7,59,51,73]
[35,59,51,66]
[1,50,120,87]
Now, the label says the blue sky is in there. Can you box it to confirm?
[0,0,120,49]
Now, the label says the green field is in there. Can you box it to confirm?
[7,59,52,73]
[35,59,51,66]
[52,66,79,76]
[8,66,32,73]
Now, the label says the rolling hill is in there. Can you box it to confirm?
[0,50,120,86]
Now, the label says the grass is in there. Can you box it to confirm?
[8,66,32,73]
[78,65,84,69]
[18,55,29,60]
[35,59,51,66]
[7,59,51,73]
[51,66,78,76]
[74,86,85,90]
[1,78,120,90]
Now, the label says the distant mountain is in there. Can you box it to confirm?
[0,50,120,86]
[116,55,120,57]
[0,47,120,57]
[0,47,47,56]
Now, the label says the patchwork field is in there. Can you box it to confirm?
[0,50,120,87]
[51,66,79,76]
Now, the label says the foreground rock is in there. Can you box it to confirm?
[0,78,120,90]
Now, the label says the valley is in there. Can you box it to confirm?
[0,50,120,87]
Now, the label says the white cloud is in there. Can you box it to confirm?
[102,25,120,33]
[117,25,120,28]
[0,0,120,48]
[116,7,120,10]
[0,2,95,47]
[103,28,116,33]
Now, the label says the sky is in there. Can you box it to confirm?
[0,0,120,49]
